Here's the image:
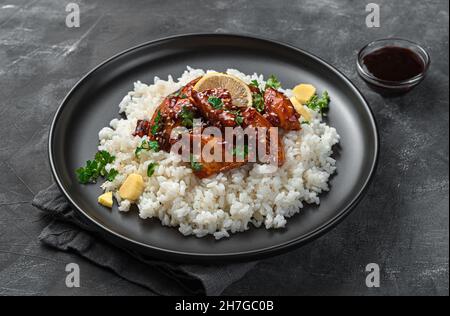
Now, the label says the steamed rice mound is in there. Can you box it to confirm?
[98,67,340,239]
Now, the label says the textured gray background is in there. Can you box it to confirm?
[0,0,448,296]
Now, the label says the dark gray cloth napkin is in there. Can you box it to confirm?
[32,184,258,296]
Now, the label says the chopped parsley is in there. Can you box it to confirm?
[228,109,241,115]
[180,106,194,128]
[149,141,160,151]
[171,90,181,97]
[252,92,265,112]
[154,110,162,123]
[151,125,158,135]
[265,75,281,90]
[301,120,310,125]
[76,150,118,184]
[232,145,249,159]
[306,91,330,115]
[151,111,162,135]
[147,162,158,177]
[135,139,160,157]
[190,154,203,172]
[235,114,244,125]
[180,94,188,99]
[207,96,223,110]
[249,79,260,89]
[106,169,119,181]
[227,109,244,125]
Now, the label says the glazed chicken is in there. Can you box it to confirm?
[263,87,301,130]
[133,76,301,178]
[188,133,247,178]
[240,107,286,167]
[192,89,237,128]
[135,79,200,151]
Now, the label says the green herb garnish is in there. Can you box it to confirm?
[207,96,223,110]
[301,120,310,125]
[76,160,99,184]
[306,91,330,115]
[235,114,244,125]
[76,150,118,184]
[154,111,162,123]
[228,109,241,115]
[265,75,281,90]
[180,106,194,128]
[180,94,188,99]
[151,111,162,135]
[249,79,260,88]
[232,145,249,159]
[106,169,119,181]
[135,139,160,157]
[171,90,181,97]
[147,162,158,177]
[227,109,244,125]
[190,154,203,172]
[252,93,265,112]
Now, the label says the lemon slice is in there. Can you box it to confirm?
[194,73,252,107]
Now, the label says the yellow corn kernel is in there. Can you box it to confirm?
[290,96,312,122]
[293,84,316,104]
[119,173,144,201]
[98,191,113,208]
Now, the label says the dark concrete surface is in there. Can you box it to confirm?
[0,0,448,296]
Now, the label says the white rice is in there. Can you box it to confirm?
[98,67,340,239]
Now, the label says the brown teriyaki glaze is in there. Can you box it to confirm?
[136,76,301,178]
[362,46,425,82]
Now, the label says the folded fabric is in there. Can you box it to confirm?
[33,184,258,295]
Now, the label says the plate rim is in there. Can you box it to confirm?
[48,33,380,261]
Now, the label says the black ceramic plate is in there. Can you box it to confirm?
[49,34,379,262]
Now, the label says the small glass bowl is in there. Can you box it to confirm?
[357,38,431,95]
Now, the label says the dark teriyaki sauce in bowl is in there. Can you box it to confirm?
[357,39,430,96]
[362,46,425,82]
